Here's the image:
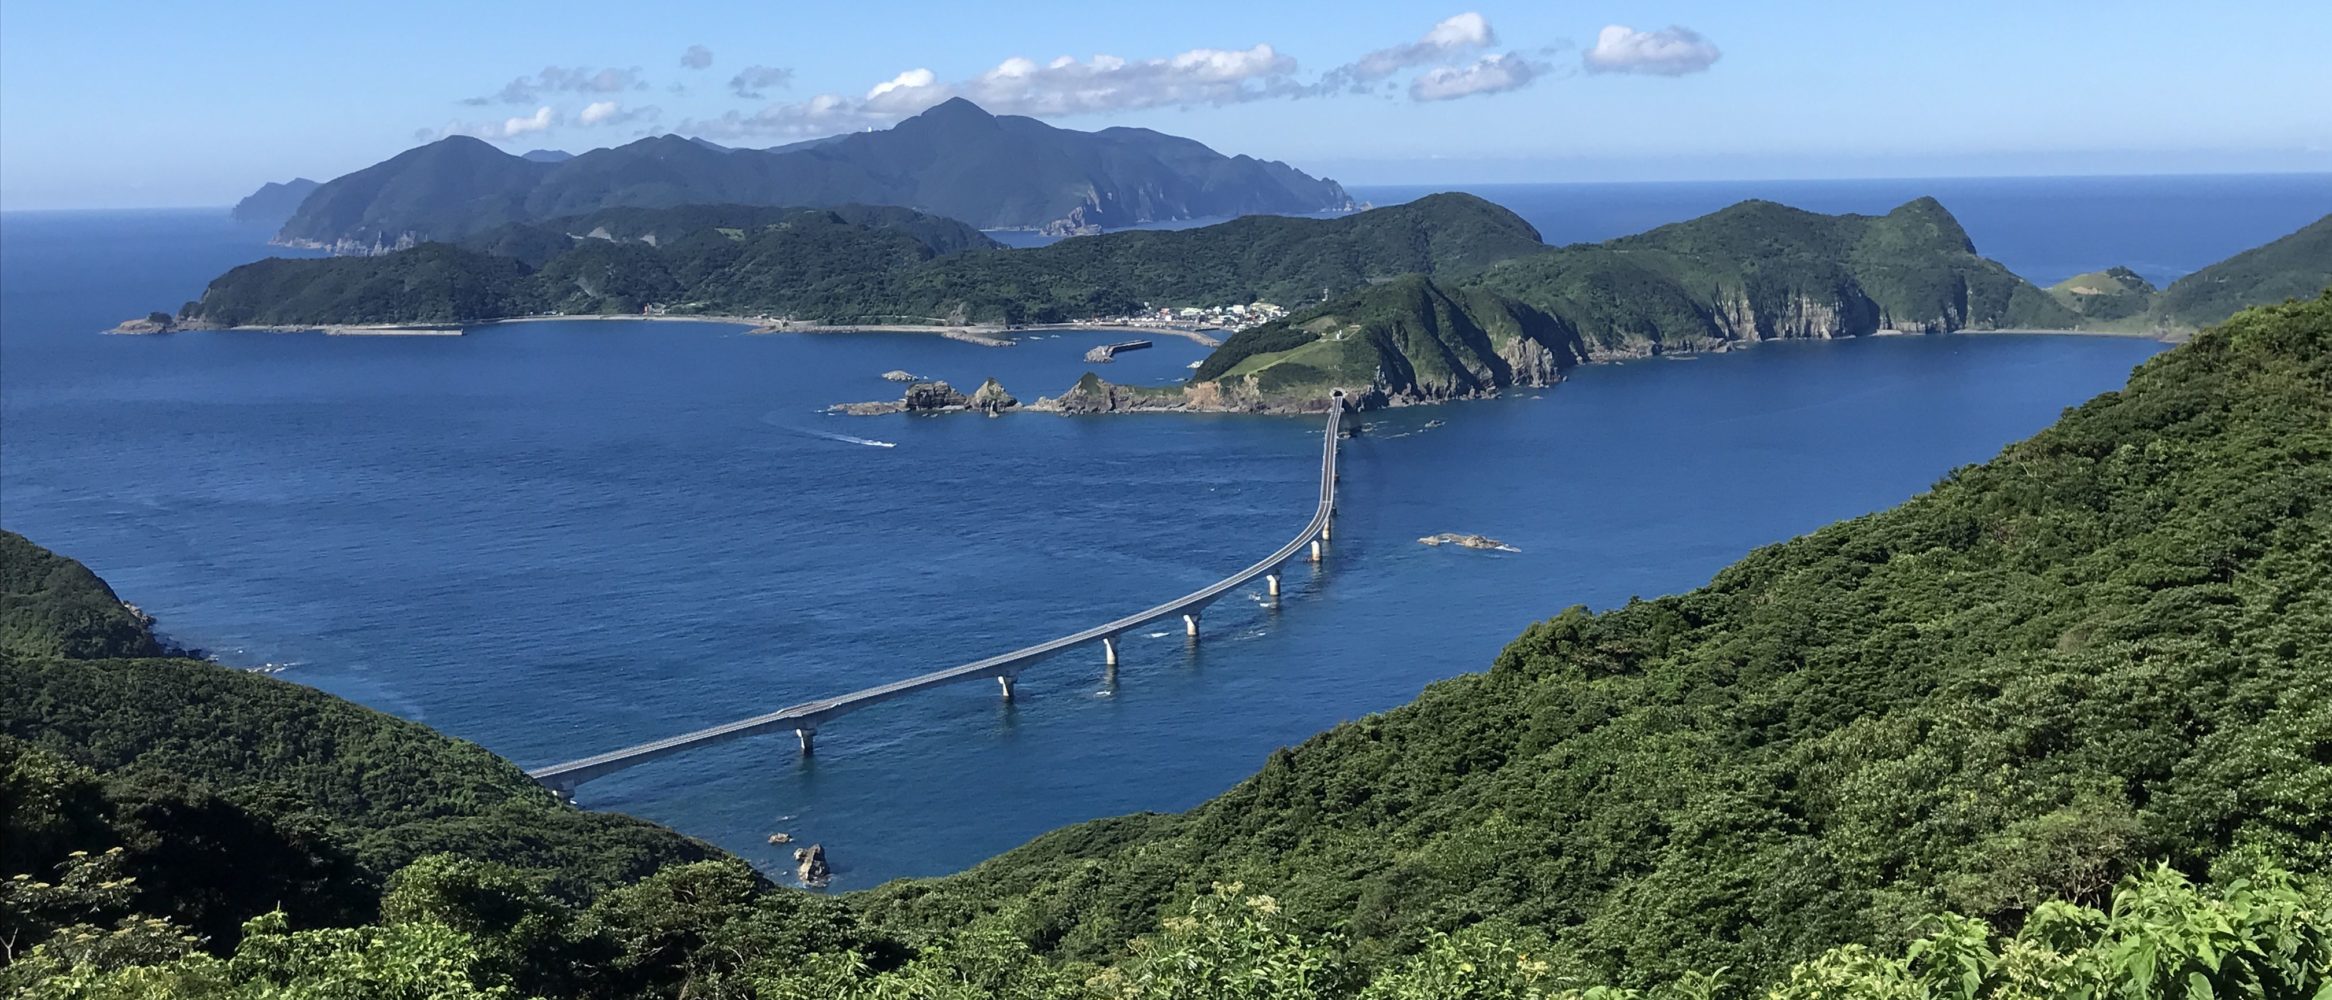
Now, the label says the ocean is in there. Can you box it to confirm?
[2,175,2320,885]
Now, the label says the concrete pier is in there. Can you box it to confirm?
[523,390,1348,791]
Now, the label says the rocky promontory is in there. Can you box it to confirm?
[108,312,182,335]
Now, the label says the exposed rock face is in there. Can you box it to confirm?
[108,311,179,335]
[832,378,1019,416]
[903,381,970,411]
[793,844,831,887]
[969,378,1018,414]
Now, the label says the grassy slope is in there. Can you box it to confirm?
[2048,266,2159,322]
[859,292,2332,986]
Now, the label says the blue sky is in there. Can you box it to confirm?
[2,0,2326,208]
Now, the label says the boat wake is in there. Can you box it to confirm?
[772,419,897,448]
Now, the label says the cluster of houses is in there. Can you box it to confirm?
[1076,301,1289,332]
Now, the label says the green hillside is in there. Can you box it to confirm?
[2154,213,2332,329]
[1201,198,2082,400]
[862,291,2332,986]
[180,193,1543,328]
[1,533,164,660]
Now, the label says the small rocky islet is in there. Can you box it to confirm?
[1419,532,1520,552]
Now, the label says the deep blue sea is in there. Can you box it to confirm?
[2,175,2320,886]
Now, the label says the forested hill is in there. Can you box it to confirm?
[2153,213,2332,329]
[1188,197,2084,405]
[275,98,1351,249]
[177,193,1542,327]
[0,530,744,950]
[863,292,2332,985]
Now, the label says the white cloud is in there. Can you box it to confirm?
[427,106,561,141]
[1582,25,1722,76]
[689,42,1304,140]
[577,100,660,127]
[468,67,647,105]
[729,65,795,99]
[1410,52,1547,101]
[863,67,940,111]
[681,45,713,70]
[1331,12,1495,88]
[916,44,1301,117]
[681,93,895,141]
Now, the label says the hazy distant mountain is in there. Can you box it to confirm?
[228,178,320,227]
[274,99,1352,248]
[519,149,575,163]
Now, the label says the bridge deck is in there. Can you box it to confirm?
[529,395,1345,788]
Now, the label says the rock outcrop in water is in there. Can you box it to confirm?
[969,378,1018,415]
[794,844,831,887]
[832,379,1022,416]
[108,312,181,335]
[1420,532,1520,553]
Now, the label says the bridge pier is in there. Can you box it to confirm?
[1321,519,1331,541]
[1267,572,1281,597]
[1184,612,1201,638]
[1102,635,1119,666]
[795,727,817,755]
[997,674,1016,701]
[1310,538,1324,563]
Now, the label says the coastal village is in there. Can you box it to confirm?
[1077,300,1290,333]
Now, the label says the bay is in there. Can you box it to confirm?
[3,178,2265,884]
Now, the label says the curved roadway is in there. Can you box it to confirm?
[530,392,1346,790]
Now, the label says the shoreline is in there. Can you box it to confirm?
[118,313,1226,347]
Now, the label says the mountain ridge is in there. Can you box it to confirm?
[273,99,1352,248]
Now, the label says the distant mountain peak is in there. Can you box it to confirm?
[277,100,1349,241]
[919,96,995,120]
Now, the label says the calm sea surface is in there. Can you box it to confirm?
[4,175,2313,885]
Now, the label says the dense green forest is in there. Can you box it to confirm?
[1196,198,2087,400]
[9,294,2328,996]
[183,193,1540,328]
[2153,214,2332,329]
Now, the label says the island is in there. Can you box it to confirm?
[153,190,2329,416]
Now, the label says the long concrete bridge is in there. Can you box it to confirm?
[528,390,1349,795]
